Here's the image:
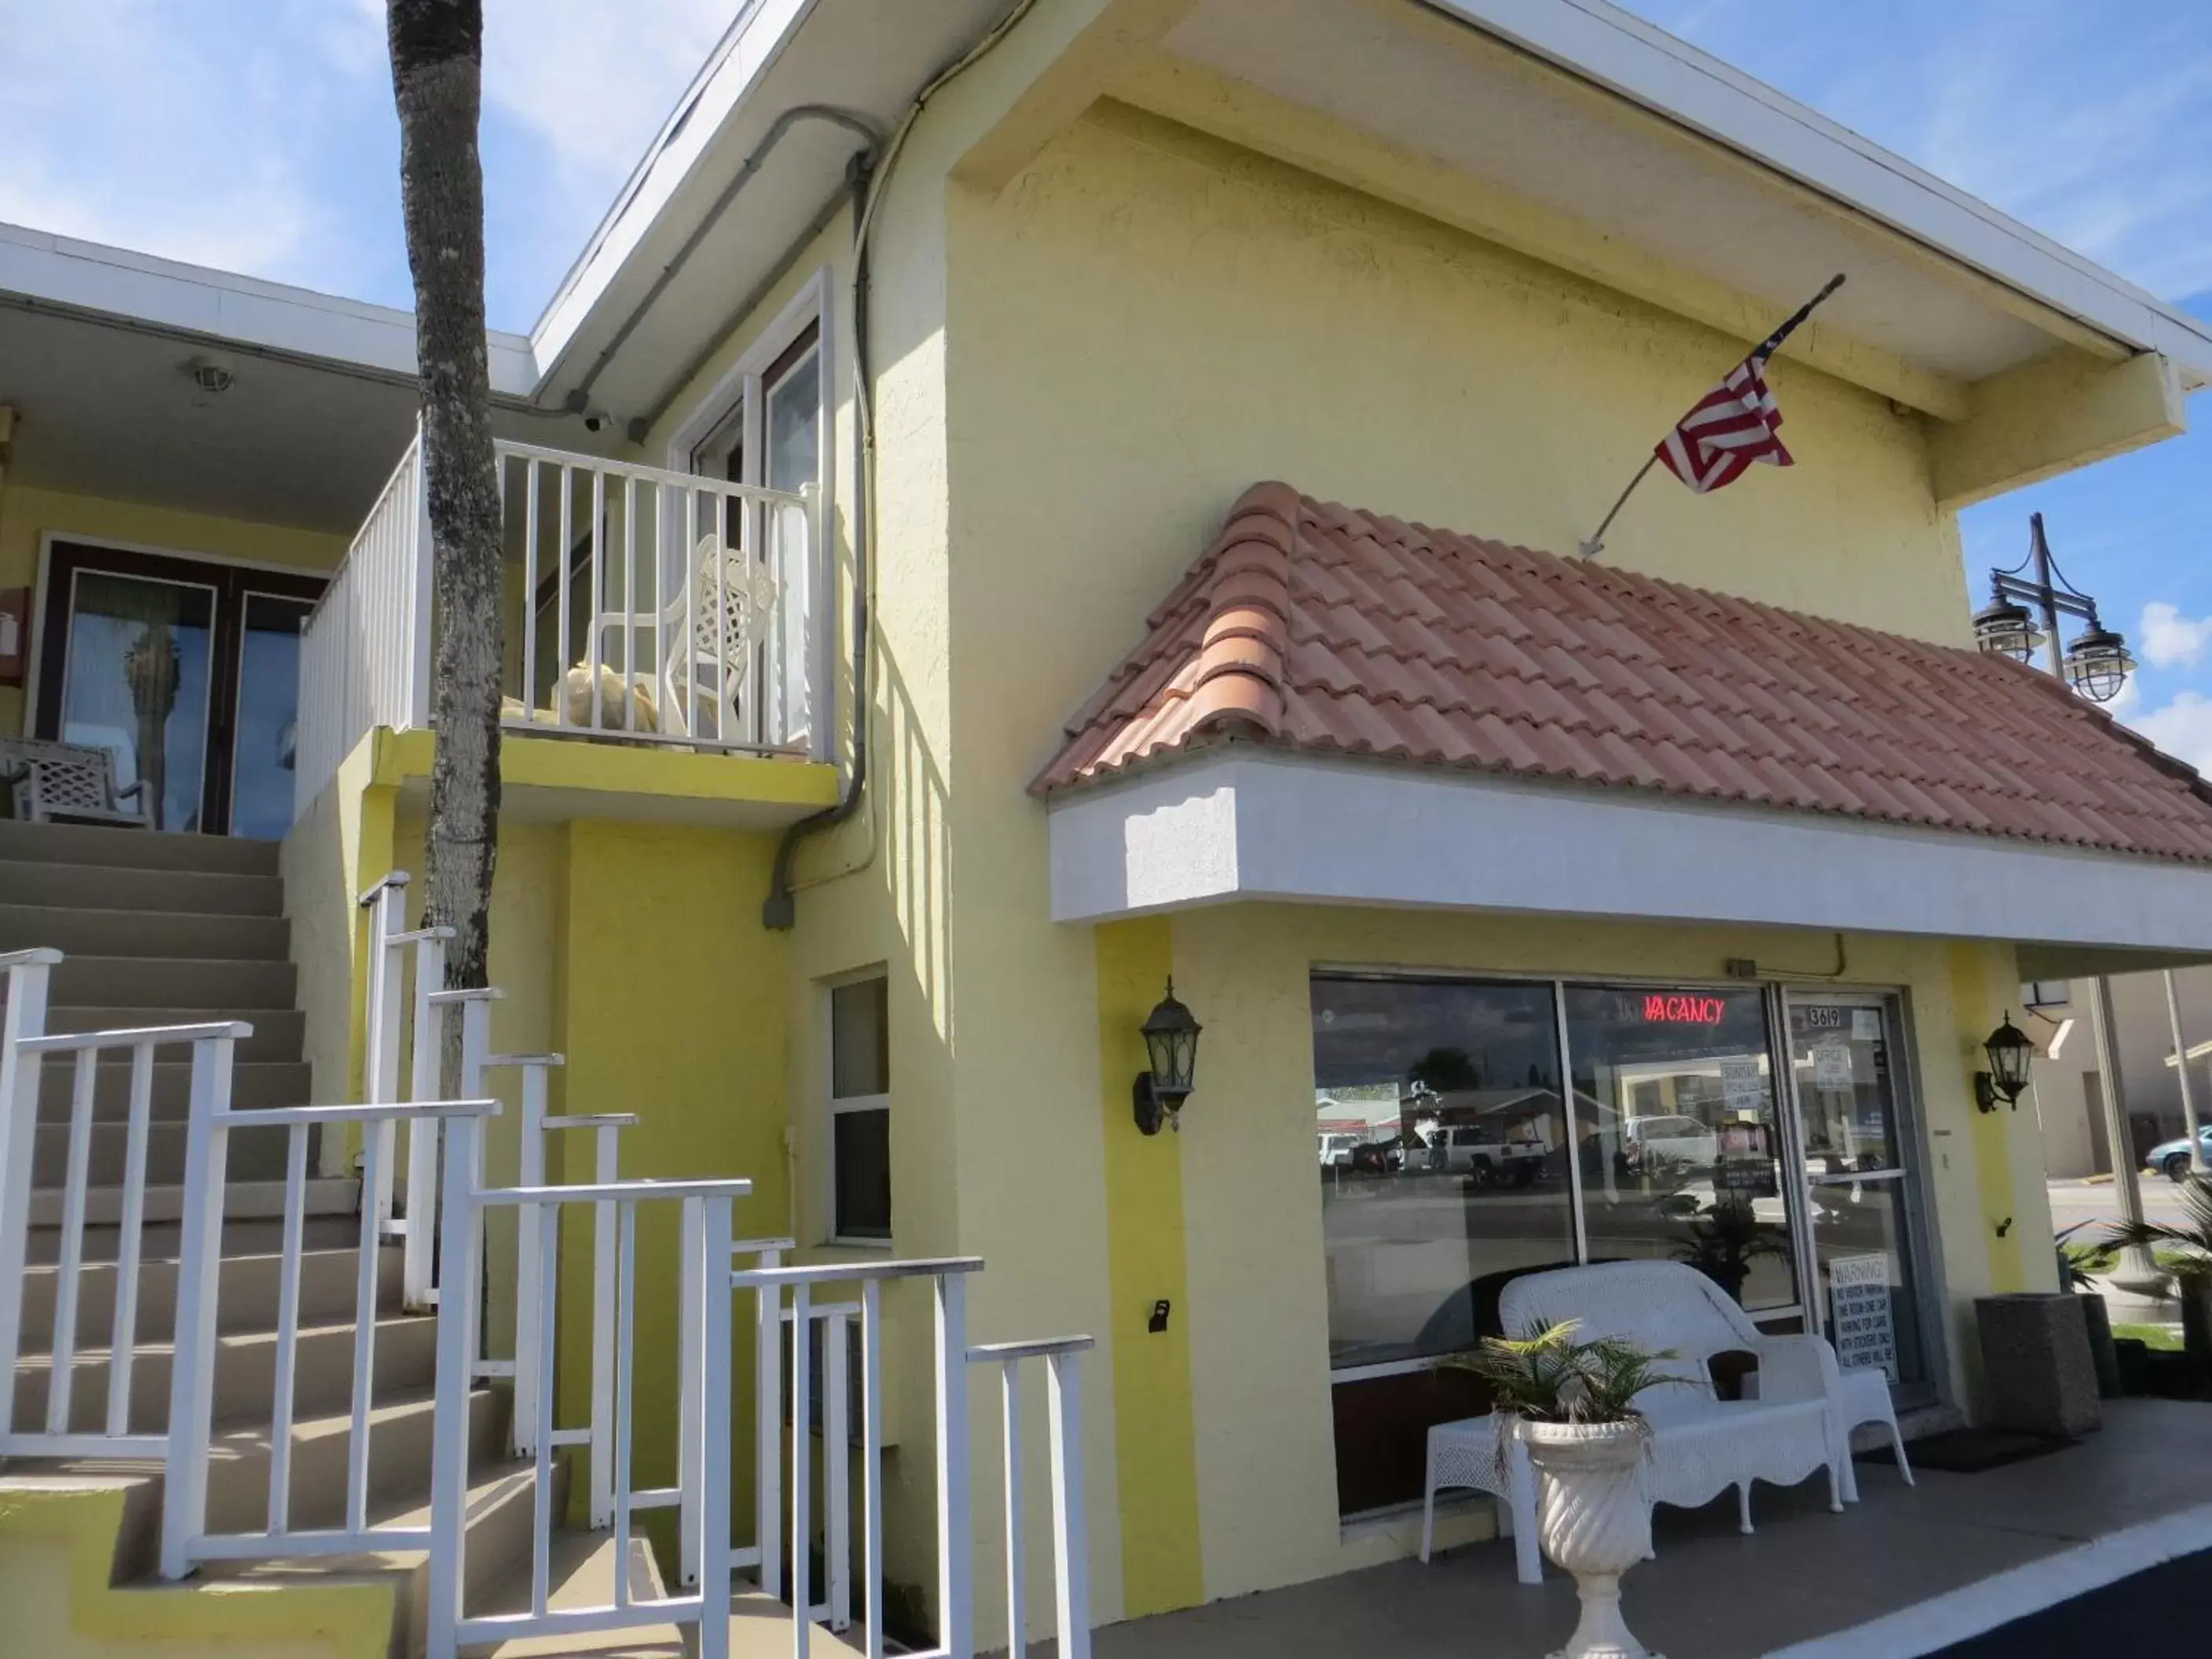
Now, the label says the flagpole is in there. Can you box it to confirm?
[1578,273,1848,558]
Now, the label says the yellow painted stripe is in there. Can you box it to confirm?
[1094,917,1206,1615]
[1950,943,2026,1291]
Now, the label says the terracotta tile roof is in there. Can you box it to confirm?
[1032,482,2212,862]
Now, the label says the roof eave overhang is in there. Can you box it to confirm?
[0,219,538,396]
[1046,749,2212,972]
[1420,0,2212,389]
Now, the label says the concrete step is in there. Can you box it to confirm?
[200,1386,508,1539]
[0,903,291,961]
[12,1309,438,1435]
[48,1005,306,1063]
[35,1057,313,1118]
[49,954,297,1011]
[0,819,280,875]
[0,857,284,916]
[28,1176,357,1230]
[31,1119,297,1187]
[22,1213,364,1265]
[207,1458,555,1659]
[20,1245,400,1350]
[471,1531,687,1657]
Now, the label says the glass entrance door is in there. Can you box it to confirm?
[1782,994,1940,1405]
[35,544,326,837]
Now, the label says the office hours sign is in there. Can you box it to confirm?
[1829,1253,1899,1382]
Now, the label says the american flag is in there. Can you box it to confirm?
[1654,353,1792,494]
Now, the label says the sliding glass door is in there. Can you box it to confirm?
[35,543,325,836]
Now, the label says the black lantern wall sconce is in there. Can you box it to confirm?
[1974,1013,2036,1113]
[1133,980,1202,1135]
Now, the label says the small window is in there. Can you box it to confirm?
[2022,980,2071,1010]
[829,974,890,1243]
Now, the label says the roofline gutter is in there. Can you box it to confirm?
[763,0,1041,929]
[558,103,886,413]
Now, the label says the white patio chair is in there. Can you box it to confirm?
[1499,1260,1848,1538]
[0,737,152,828]
[596,533,776,745]
[1420,1413,1541,1584]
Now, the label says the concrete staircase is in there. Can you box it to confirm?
[0,822,677,1658]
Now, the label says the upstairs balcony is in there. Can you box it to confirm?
[294,427,828,820]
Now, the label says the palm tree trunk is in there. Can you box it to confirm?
[387,0,502,1037]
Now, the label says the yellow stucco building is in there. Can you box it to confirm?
[6,4,2212,1657]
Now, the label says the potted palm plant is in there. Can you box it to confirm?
[2105,1174,2212,1385]
[1456,1322,1678,1659]
[1673,1198,1782,1303]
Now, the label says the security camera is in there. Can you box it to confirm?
[582,408,612,434]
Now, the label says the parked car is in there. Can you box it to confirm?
[1318,1131,1361,1169]
[1623,1113,1718,1174]
[2144,1126,2212,1182]
[1426,1125,1547,1184]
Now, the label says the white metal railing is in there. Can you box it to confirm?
[295,433,432,814]
[427,1176,749,1659]
[158,1093,498,1580]
[735,1257,1094,1659]
[0,949,260,1461]
[295,429,820,811]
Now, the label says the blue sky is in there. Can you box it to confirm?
[2,0,2208,762]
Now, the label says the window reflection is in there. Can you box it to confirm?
[1313,977,1577,1370]
[1562,985,1797,1313]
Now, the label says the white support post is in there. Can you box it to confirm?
[1046,1352,1090,1659]
[346,1089,387,1533]
[860,1280,884,1659]
[680,1197,704,1586]
[826,1311,851,1632]
[613,1201,639,1611]
[791,1280,813,1659]
[159,1035,235,1580]
[698,1195,736,1659]
[756,1253,782,1599]
[403,934,446,1309]
[514,1064,546,1457]
[105,1044,157,1439]
[361,876,407,1226]
[998,1359,1024,1658]
[266,1122,311,1530]
[0,952,53,1444]
[591,1158,618,1529]
[425,1111,486,1659]
[407,427,434,729]
[936,1273,973,1659]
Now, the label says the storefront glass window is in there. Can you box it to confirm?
[1563,984,1799,1313]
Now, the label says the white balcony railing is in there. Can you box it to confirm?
[297,427,820,814]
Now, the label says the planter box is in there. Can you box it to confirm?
[1976,1292,2100,1437]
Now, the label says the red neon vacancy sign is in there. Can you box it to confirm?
[1644,993,1727,1027]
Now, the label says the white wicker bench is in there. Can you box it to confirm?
[1498,1261,1848,1536]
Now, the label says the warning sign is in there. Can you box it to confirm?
[1829,1252,1899,1382]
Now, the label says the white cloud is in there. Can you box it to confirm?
[479,1,733,189]
[2131,690,2212,775]
[2140,602,2212,670]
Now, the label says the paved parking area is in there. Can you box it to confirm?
[1064,1400,2212,1659]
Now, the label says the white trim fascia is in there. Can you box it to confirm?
[529,0,814,387]
[0,220,537,395]
[1422,0,2212,385]
[1046,750,2212,957]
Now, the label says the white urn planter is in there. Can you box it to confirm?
[1519,1418,1662,1659]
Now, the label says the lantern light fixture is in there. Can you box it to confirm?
[1133,979,1202,1136]
[1973,513,2133,706]
[1975,1013,2037,1113]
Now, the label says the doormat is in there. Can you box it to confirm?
[1859,1426,2073,1474]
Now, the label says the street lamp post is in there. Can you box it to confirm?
[1973,514,2164,1293]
